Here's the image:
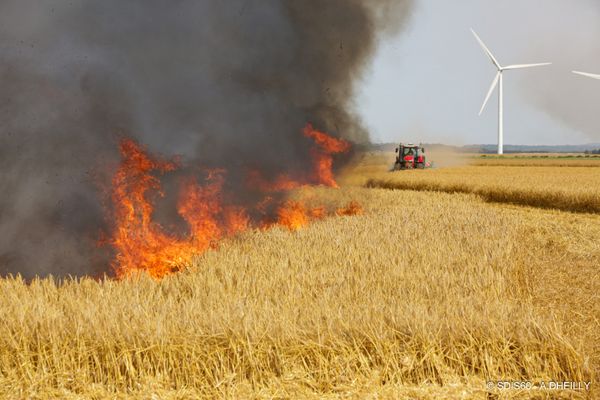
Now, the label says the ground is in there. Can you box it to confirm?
[0,151,598,399]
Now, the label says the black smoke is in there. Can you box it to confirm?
[0,0,413,278]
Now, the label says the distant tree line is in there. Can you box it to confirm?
[584,149,600,154]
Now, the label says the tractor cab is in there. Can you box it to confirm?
[393,143,431,170]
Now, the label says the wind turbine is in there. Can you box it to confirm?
[471,29,552,155]
[572,71,600,80]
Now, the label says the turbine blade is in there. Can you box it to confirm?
[479,72,500,116]
[503,63,552,70]
[573,71,600,80]
[471,29,501,69]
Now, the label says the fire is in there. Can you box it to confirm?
[309,206,326,220]
[248,124,351,191]
[106,124,359,279]
[335,201,363,216]
[303,123,351,188]
[246,170,303,193]
[110,139,194,278]
[177,173,224,249]
[277,201,308,231]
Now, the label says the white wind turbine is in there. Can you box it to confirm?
[471,29,552,155]
[572,71,600,80]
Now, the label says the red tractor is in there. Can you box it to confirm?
[393,143,432,170]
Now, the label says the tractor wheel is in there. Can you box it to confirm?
[417,163,425,169]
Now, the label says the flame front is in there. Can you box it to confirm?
[303,123,351,188]
[107,124,359,278]
[110,139,195,278]
[277,201,309,231]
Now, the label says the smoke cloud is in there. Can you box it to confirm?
[0,0,413,278]
[518,0,600,140]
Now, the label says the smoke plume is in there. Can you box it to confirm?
[518,0,600,140]
[0,0,413,278]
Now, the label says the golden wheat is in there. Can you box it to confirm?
[0,154,598,399]
[361,160,600,213]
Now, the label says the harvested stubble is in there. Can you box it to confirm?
[0,186,596,399]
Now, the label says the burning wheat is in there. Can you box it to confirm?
[0,182,597,398]
[107,125,360,279]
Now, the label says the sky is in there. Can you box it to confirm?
[357,0,600,145]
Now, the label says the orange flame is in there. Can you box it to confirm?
[107,124,359,279]
[110,139,193,278]
[246,170,303,193]
[247,124,350,191]
[303,123,351,188]
[309,206,326,220]
[336,201,363,216]
[276,201,308,231]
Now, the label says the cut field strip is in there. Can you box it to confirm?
[365,178,600,214]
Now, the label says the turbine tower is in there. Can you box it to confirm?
[471,29,551,155]
[573,71,600,80]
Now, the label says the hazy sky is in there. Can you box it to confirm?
[358,0,600,145]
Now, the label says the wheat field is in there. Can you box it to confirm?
[358,152,600,214]
[0,152,598,399]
